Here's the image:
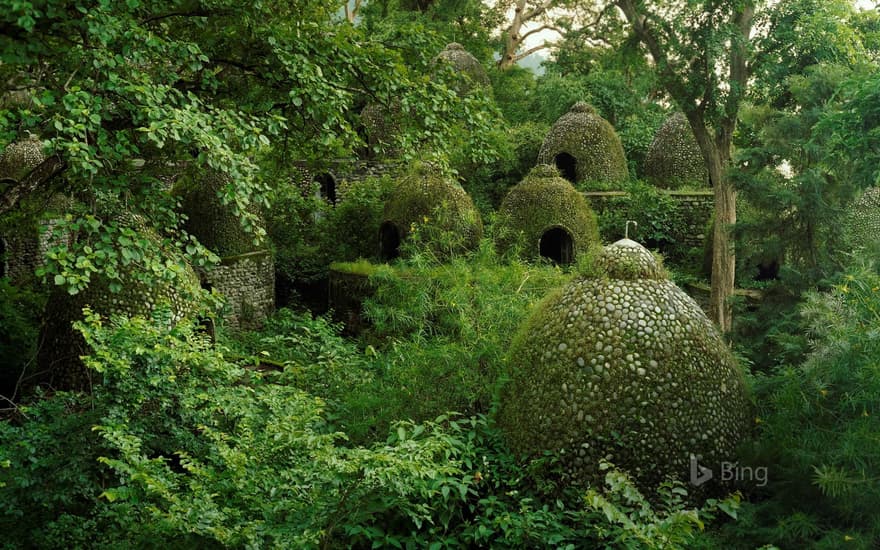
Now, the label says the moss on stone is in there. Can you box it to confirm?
[537,102,629,190]
[360,102,402,156]
[495,165,601,262]
[0,137,45,181]
[844,187,880,249]
[36,217,201,391]
[497,238,750,491]
[644,113,708,189]
[432,43,490,96]
[381,165,482,259]
[174,169,266,258]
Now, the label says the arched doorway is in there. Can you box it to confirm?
[539,227,574,265]
[379,222,401,261]
[314,173,337,205]
[554,152,577,184]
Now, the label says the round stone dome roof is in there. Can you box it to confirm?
[495,164,600,262]
[844,186,880,250]
[644,112,708,189]
[174,169,267,258]
[432,43,490,95]
[381,166,482,260]
[537,102,629,190]
[360,102,402,157]
[0,137,45,181]
[497,238,750,490]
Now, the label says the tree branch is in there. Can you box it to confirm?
[0,155,67,216]
[513,42,553,62]
[519,24,564,42]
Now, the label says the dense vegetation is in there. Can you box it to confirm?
[2,0,880,548]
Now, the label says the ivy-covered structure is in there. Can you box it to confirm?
[495,165,600,264]
[360,102,402,159]
[379,166,482,260]
[537,102,629,190]
[644,113,708,189]
[176,169,274,330]
[844,186,880,250]
[497,237,750,491]
[432,43,490,96]
[36,217,201,391]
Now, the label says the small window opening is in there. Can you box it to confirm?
[539,227,574,265]
[554,152,578,183]
[379,222,401,261]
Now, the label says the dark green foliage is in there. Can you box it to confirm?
[0,279,45,398]
[594,181,681,249]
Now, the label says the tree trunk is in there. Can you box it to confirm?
[499,0,527,70]
[708,156,736,333]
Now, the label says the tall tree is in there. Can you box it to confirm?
[614,0,755,331]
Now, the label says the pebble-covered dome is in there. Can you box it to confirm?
[495,165,600,264]
[537,102,629,190]
[360,102,402,157]
[432,43,490,95]
[174,169,267,258]
[644,113,708,189]
[380,165,482,260]
[0,137,45,180]
[497,238,750,490]
[36,217,200,391]
[844,187,880,249]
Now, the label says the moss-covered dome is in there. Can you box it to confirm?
[174,169,266,258]
[537,102,629,190]
[380,166,482,260]
[644,113,708,189]
[36,217,201,391]
[0,137,45,181]
[844,187,880,249]
[432,43,490,95]
[360,102,402,157]
[495,165,600,264]
[497,238,750,490]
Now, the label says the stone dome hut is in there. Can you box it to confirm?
[644,113,708,189]
[432,43,490,96]
[360,102,402,159]
[537,102,629,190]
[844,187,880,250]
[497,237,750,491]
[37,217,201,391]
[379,166,482,261]
[495,165,601,265]
[175,169,274,330]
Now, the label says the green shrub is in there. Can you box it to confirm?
[0,279,45,398]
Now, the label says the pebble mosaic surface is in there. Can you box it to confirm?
[644,112,709,189]
[845,186,880,249]
[433,43,490,95]
[498,238,750,488]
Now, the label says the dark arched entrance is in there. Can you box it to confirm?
[554,152,577,184]
[379,222,401,261]
[539,227,574,265]
[314,173,337,205]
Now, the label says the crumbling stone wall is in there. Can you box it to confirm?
[201,250,274,331]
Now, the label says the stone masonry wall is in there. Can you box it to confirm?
[203,250,275,331]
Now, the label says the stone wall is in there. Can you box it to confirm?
[584,190,714,248]
[2,218,68,285]
[293,159,398,203]
[202,250,275,331]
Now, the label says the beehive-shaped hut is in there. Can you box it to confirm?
[497,237,750,490]
[537,102,628,190]
[844,187,880,250]
[379,166,482,261]
[432,43,490,96]
[175,169,274,329]
[495,165,600,264]
[37,216,201,391]
[360,102,402,158]
[644,113,708,189]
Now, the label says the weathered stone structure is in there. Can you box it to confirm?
[537,102,629,190]
[432,43,490,96]
[644,113,709,189]
[175,169,274,330]
[844,186,880,250]
[497,238,750,491]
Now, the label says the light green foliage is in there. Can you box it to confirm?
[495,164,601,261]
[537,102,629,190]
[498,239,750,490]
[382,165,483,260]
[644,113,708,189]
[594,180,681,247]
[433,43,490,96]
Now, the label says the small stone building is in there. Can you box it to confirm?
[495,165,600,264]
[176,169,274,330]
[497,237,750,491]
[432,43,490,96]
[644,112,709,189]
[537,102,629,190]
[379,165,482,261]
[360,102,402,159]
